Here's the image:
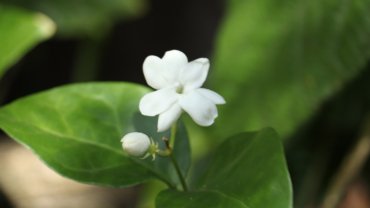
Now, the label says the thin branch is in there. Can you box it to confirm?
[321,120,370,208]
[169,124,188,191]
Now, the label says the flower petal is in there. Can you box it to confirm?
[162,50,188,69]
[179,91,218,126]
[143,50,189,89]
[143,55,169,89]
[157,103,182,132]
[162,50,188,82]
[181,58,210,92]
[196,88,226,104]
[139,88,177,116]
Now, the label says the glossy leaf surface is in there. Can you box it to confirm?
[156,128,292,208]
[0,83,190,188]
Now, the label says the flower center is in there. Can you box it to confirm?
[175,83,184,94]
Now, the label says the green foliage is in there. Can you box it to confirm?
[0,83,190,188]
[0,5,55,77]
[3,0,147,38]
[156,128,292,208]
[133,116,191,189]
[157,190,248,208]
[211,0,370,139]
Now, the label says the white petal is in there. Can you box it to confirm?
[196,88,226,104]
[143,50,189,89]
[162,50,188,82]
[143,55,169,89]
[121,132,150,156]
[139,88,178,116]
[179,91,218,126]
[162,50,188,69]
[157,103,182,132]
[181,58,209,92]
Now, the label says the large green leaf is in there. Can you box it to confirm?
[0,83,190,188]
[157,190,247,208]
[3,0,147,38]
[210,0,370,139]
[156,128,292,208]
[0,5,55,77]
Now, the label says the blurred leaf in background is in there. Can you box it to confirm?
[2,0,148,83]
[2,0,147,38]
[210,0,370,140]
[286,63,370,207]
[0,5,55,77]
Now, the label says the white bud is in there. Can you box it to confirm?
[121,132,151,157]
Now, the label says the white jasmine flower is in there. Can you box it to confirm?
[121,132,151,157]
[139,50,225,132]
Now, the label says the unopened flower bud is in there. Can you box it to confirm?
[121,132,150,157]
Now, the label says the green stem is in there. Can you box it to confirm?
[170,153,188,191]
[170,123,177,147]
[71,37,105,82]
[169,124,188,191]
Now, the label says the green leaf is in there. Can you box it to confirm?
[156,128,292,208]
[3,0,147,38]
[211,0,370,139]
[157,190,248,208]
[0,5,55,77]
[0,82,190,188]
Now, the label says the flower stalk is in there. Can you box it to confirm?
[169,124,188,191]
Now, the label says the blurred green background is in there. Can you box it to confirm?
[0,0,370,207]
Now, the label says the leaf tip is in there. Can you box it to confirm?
[34,13,56,38]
